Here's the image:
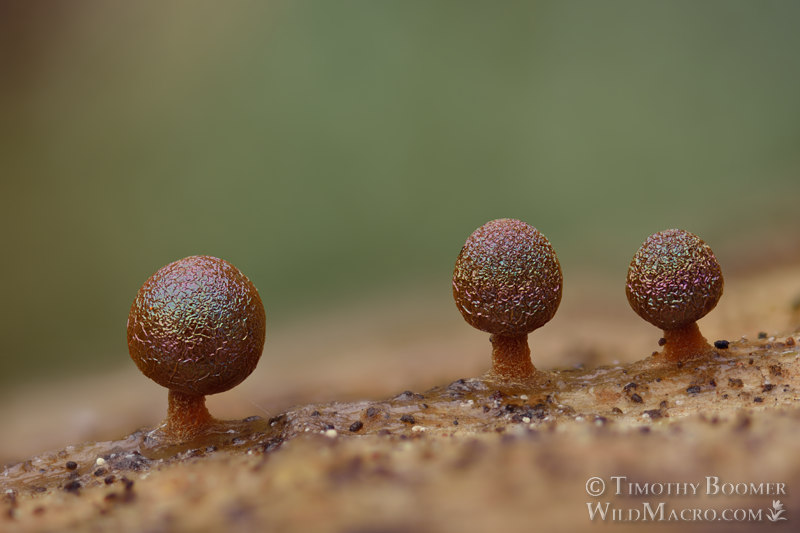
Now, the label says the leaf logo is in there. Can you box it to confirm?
[766,500,788,522]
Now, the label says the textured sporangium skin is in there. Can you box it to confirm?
[626,229,723,330]
[127,256,266,396]
[452,218,563,336]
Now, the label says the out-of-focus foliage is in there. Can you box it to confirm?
[1,1,799,383]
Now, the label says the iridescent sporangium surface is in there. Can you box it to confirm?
[127,256,266,396]
[452,219,563,337]
[626,229,724,330]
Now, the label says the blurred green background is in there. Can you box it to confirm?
[1,1,799,386]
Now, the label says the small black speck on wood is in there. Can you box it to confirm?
[630,393,643,403]
[714,340,729,349]
[686,385,702,394]
[349,421,363,432]
[644,409,664,419]
[400,414,415,424]
[65,461,78,471]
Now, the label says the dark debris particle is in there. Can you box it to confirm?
[310,411,320,417]
[728,378,744,388]
[769,364,783,377]
[400,414,416,424]
[269,414,287,426]
[421,403,429,409]
[686,385,702,394]
[714,340,730,349]
[65,461,78,471]
[63,481,81,494]
[323,424,335,431]
[748,358,754,365]
[447,379,487,398]
[109,451,150,472]
[655,377,662,382]
[709,379,717,387]
[453,419,459,426]
[349,421,363,432]
[629,393,643,403]
[504,403,518,413]
[644,409,664,419]
[611,407,623,414]
[104,476,115,485]
[758,331,768,339]
[395,390,424,401]
[762,384,776,393]
[94,468,107,477]
[623,382,638,392]
[658,337,667,346]
[659,400,668,409]
[365,407,379,418]
[787,337,796,346]
[754,397,764,403]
